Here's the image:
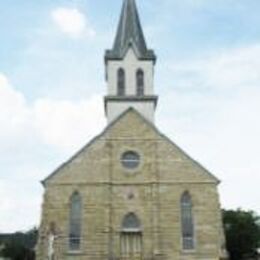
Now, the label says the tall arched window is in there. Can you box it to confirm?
[117,68,125,96]
[69,192,81,251]
[136,69,144,96]
[181,191,194,250]
[121,213,142,259]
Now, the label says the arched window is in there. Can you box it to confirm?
[117,68,125,96]
[122,213,141,230]
[69,192,81,251]
[136,69,144,96]
[181,192,194,250]
[121,213,142,258]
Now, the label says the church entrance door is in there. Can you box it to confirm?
[120,213,142,260]
[120,232,142,260]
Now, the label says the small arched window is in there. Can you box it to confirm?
[181,192,194,250]
[69,192,81,251]
[122,213,141,231]
[117,68,125,96]
[136,69,144,96]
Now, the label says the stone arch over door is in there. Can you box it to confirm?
[120,213,142,260]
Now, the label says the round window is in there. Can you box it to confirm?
[121,151,140,169]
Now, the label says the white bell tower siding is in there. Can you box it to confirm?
[104,0,158,124]
[107,48,154,96]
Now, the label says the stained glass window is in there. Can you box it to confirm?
[69,192,81,251]
[181,191,194,250]
[121,151,140,169]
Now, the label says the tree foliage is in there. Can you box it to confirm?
[1,228,37,260]
[223,209,260,260]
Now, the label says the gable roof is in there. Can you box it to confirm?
[42,107,220,185]
[127,109,220,183]
[42,108,138,185]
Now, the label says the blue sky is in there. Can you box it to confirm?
[1,0,260,232]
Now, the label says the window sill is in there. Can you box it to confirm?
[181,249,196,254]
[66,250,83,255]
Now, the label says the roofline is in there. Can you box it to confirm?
[104,95,158,116]
[127,109,221,184]
[104,49,157,64]
[42,108,144,186]
[109,0,156,63]
[41,132,103,186]
[42,107,220,186]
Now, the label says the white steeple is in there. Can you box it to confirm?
[104,0,158,124]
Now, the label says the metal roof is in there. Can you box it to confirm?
[105,0,156,62]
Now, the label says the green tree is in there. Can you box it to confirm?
[223,209,260,260]
[2,228,37,260]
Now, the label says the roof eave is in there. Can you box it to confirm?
[104,49,157,64]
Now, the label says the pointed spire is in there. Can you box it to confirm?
[105,0,156,62]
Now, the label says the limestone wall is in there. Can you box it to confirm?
[36,110,225,260]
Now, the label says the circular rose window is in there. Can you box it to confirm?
[121,151,140,169]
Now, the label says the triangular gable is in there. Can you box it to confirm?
[42,107,140,185]
[42,107,219,185]
[118,108,220,183]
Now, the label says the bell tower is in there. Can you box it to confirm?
[104,0,158,124]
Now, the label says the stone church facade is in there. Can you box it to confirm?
[36,0,227,259]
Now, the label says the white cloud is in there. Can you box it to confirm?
[0,73,31,140]
[1,43,260,232]
[0,73,8,86]
[51,7,95,38]
[0,73,105,231]
[204,45,260,90]
[0,178,42,232]
[169,44,260,92]
[0,73,105,152]
[159,44,260,213]
[33,96,105,151]
[0,73,26,119]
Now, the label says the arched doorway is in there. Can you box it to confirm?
[120,213,142,260]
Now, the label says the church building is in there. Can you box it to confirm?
[36,0,227,259]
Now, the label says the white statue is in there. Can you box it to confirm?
[48,233,55,260]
